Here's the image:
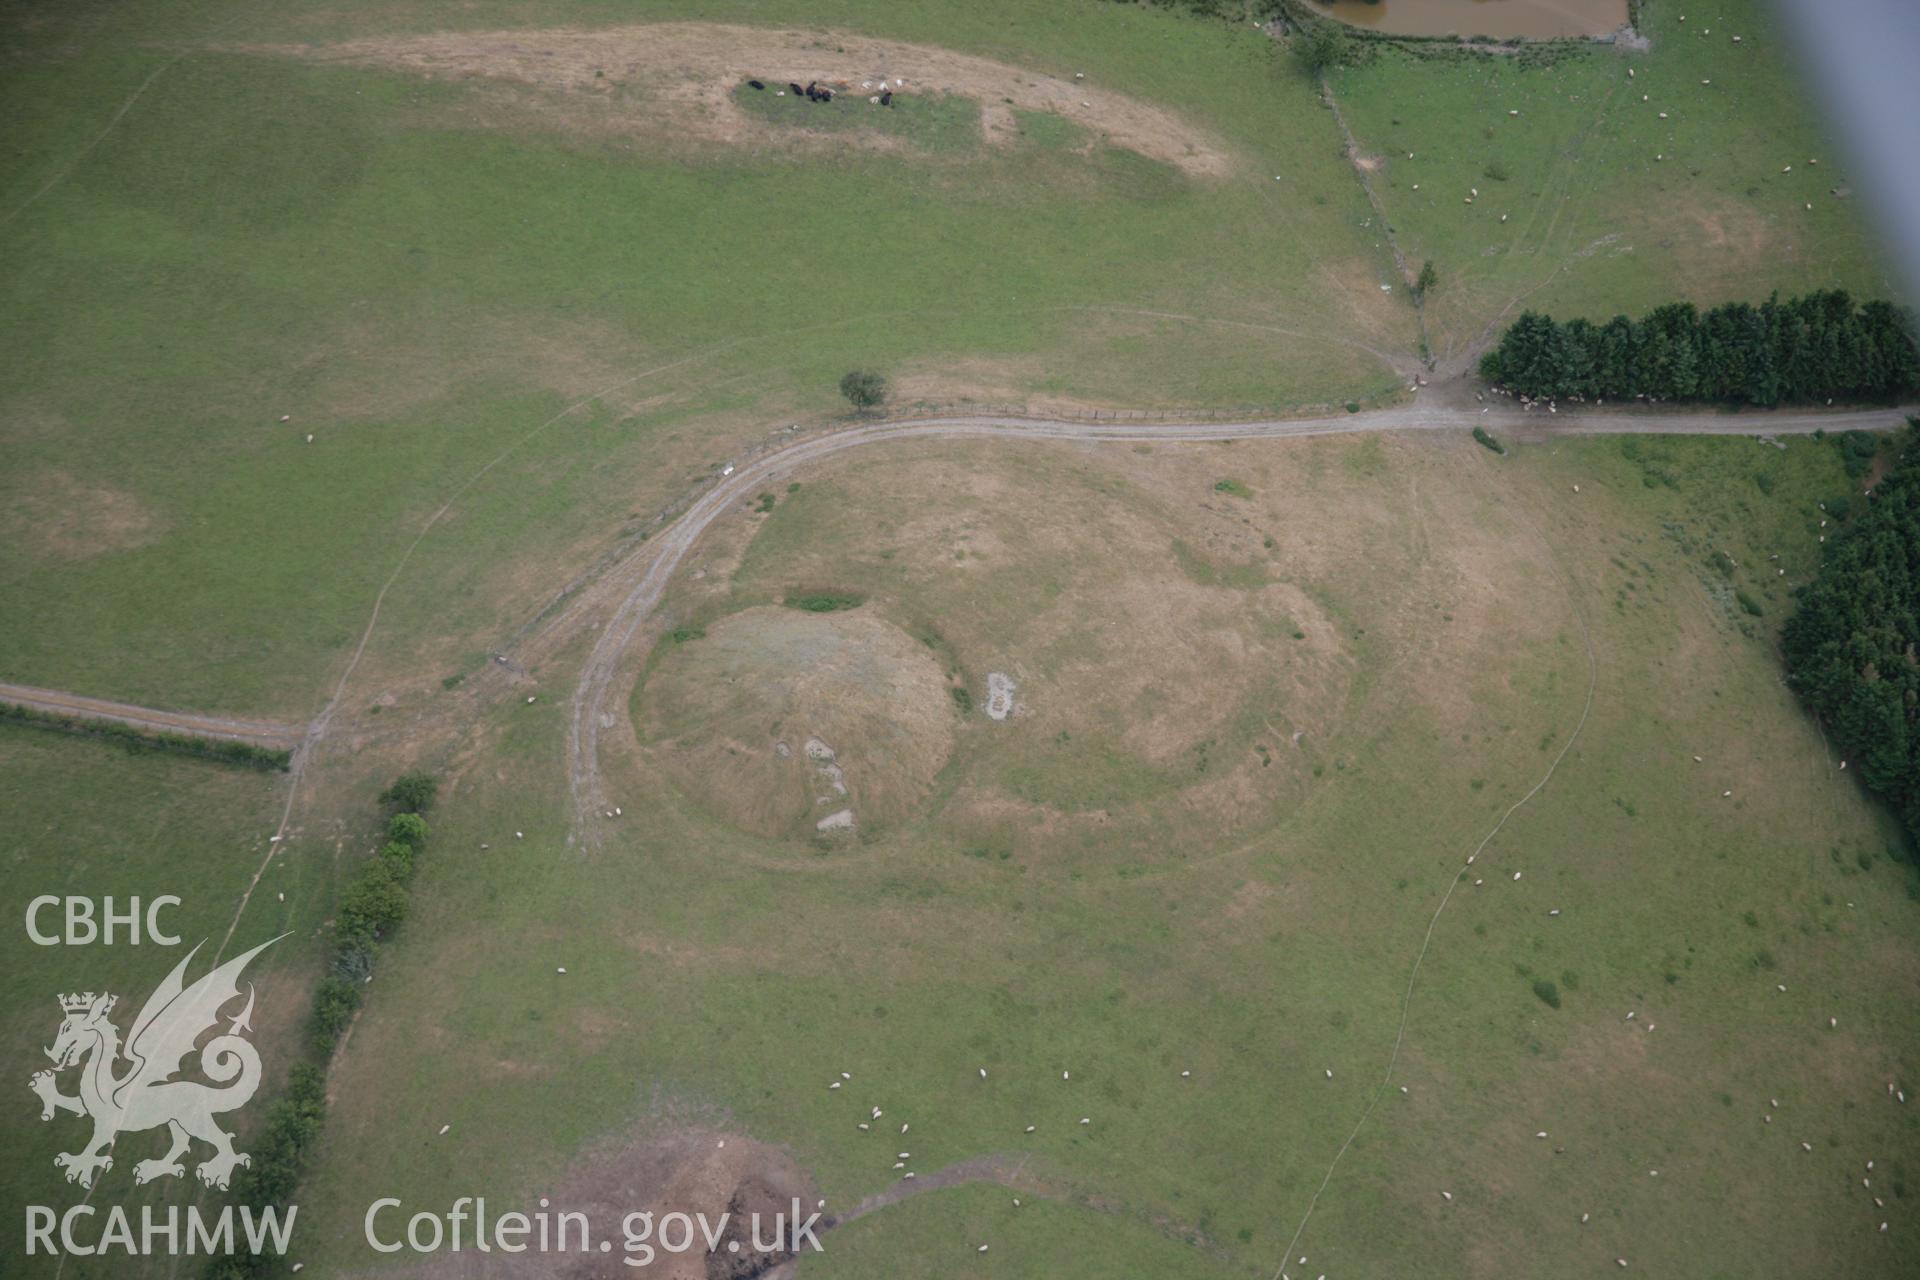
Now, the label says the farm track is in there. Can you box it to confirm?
[8,397,1906,823]
[0,681,303,750]
[9,392,1904,1270]
[562,397,1915,833]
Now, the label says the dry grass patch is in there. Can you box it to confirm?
[2,470,164,563]
[245,23,1232,176]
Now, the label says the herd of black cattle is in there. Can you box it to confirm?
[746,78,893,106]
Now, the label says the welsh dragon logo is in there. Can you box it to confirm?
[29,936,282,1191]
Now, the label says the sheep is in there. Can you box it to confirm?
[1080,1116,1091,1125]
[830,1082,841,1090]
[1581,1213,1590,1223]
[978,1245,989,1253]
[1513,871,1522,881]
[1063,1070,1071,1080]
[858,1122,870,1131]
[1325,1069,1334,1079]
[1536,1131,1549,1139]
[749,79,765,90]
[880,91,893,106]
[789,82,804,95]
[1441,1191,1453,1201]
[1802,1142,1813,1151]
[1025,1124,1036,1133]
[979,1067,987,1079]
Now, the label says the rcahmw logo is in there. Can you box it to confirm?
[23,935,298,1258]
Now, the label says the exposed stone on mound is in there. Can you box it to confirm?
[638,605,956,838]
[984,672,1017,720]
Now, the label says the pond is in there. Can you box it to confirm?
[1308,0,1630,41]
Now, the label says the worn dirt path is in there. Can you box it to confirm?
[0,681,303,750]
[564,398,1914,833]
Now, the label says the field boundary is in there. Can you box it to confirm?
[0,700,293,771]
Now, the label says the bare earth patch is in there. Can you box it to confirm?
[3,470,164,563]
[240,23,1231,177]
[408,1123,814,1280]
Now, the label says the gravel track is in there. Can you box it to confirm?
[564,399,1914,834]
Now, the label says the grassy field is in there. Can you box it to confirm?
[0,0,1411,717]
[0,727,324,1278]
[4,1,1918,1277]
[289,426,1920,1278]
[1325,0,1898,367]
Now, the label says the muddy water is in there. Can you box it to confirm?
[1309,0,1629,40]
